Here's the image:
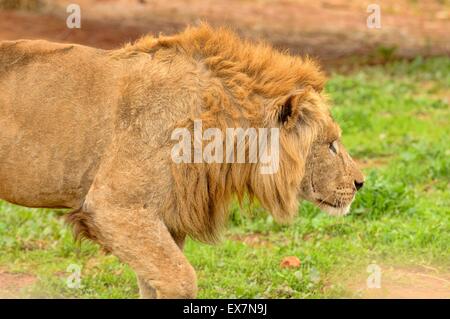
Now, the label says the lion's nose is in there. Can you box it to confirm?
[354,180,364,191]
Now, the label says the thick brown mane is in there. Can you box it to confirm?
[125,24,326,97]
[119,25,330,243]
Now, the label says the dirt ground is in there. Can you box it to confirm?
[0,0,449,68]
[347,265,450,299]
[0,269,36,298]
[1,263,449,298]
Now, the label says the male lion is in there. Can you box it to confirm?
[0,24,364,298]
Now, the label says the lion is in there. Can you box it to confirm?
[0,24,364,298]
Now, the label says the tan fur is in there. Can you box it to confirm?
[0,24,363,298]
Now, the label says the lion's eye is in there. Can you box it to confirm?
[329,141,339,155]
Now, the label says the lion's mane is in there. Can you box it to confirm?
[118,25,330,243]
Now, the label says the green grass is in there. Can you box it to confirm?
[0,57,449,298]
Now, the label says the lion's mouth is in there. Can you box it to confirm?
[315,199,340,208]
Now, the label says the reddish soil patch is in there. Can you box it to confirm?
[347,265,450,299]
[0,10,147,49]
[0,269,37,298]
[230,233,273,248]
[0,0,448,68]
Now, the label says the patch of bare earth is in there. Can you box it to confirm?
[0,269,37,298]
[0,0,449,68]
[346,265,450,299]
[230,233,273,248]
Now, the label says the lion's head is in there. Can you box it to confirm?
[253,86,364,220]
[299,121,365,216]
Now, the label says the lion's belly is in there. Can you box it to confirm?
[0,108,111,208]
[0,130,101,208]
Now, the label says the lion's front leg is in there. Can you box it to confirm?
[136,232,187,298]
[82,193,197,299]
[137,276,157,298]
[78,126,196,298]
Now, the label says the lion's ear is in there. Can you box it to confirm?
[278,95,294,124]
[266,94,302,129]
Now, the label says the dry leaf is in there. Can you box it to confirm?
[280,256,301,269]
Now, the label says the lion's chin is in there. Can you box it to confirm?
[320,204,351,216]
[314,200,352,217]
